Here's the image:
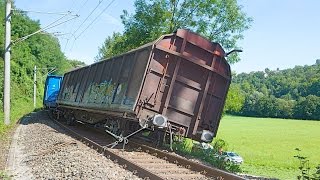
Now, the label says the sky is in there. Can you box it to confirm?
[14,0,320,73]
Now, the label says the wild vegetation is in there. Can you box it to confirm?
[0,1,84,177]
[1,0,319,179]
[172,138,242,173]
[0,0,83,134]
[294,148,320,180]
[96,0,252,64]
[217,115,320,179]
[173,114,320,179]
[228,63,320,120]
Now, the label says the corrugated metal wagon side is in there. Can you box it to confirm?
[136,29,231,142]
[57,29,231,143]
[57,45,153,121]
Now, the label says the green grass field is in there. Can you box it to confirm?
[216,115,320,179]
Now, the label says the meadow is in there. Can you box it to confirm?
[216,115,320,179]
[1,107,319,179]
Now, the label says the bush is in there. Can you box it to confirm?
[0,171,9,180]
[294,148,320,180]
[172,138,242,173]
[294,96,320,120]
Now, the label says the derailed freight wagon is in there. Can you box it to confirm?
[57,29,231,143]
[43,75,63,108]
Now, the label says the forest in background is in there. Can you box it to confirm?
[226,62,320,120]
[0,0,84,128]
[94,0,319,121]
[1,0,319,128]
[0,1,318,179]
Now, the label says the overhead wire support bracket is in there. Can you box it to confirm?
[68,0,106,49]
[11,9,78,16]
[62,0,90,52]
[11,14,79,45]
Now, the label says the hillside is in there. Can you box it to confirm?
[0,0,83,133]
[228,63,320,120]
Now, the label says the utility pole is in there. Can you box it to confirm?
[33,65,37,108]
[3,2,73,122]
[33,66,56,109]
[4,0,11,125]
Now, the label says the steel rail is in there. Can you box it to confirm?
[49,114,164,180]
[48,110,244,180]
[130,141,245,180]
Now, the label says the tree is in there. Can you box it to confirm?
[95,32,126,60]
[0,0,82,115]
[98,0,252,63]
[67,59,86,69]
[232,63,320,120]
[224,83,245,114]
[274,98,295,118]
[294,95,320,120]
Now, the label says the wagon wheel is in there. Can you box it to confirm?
[66,113,76,126]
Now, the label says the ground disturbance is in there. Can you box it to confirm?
[7,111,142,180]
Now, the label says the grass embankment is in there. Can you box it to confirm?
[216,115,320,179]
[0,100,35,137]
[0,99,36,179]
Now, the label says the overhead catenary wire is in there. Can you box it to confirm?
[64,39,70,52]
[75,0,90,14]
[13,15,79,44]
[63,0,90,52]
[51,32,74,37]
[67,0,114,50]
[13,11,72,44]
[75,0,116,40]
[40,31,62,36]
[12,11,72,44]
[11,9,78,16]
[72,0,105,36]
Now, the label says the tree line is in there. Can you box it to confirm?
[0,0,252,124]
[226,63,320,120]
[96,0,252,64]
[0,0,84,120]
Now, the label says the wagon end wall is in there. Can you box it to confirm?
[136,29,231,142]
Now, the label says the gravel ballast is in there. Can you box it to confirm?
[7,110,142,180]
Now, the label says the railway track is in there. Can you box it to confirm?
[47,110,244,180]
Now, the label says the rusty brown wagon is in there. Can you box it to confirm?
[57,29,231,144]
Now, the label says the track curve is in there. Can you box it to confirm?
[48,110,244,180]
